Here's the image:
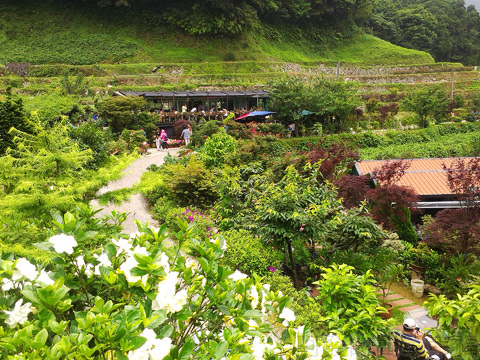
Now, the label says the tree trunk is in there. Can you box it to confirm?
[287,240,301,289]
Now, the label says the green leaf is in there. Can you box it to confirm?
[129,336,147,351]
[34,329,48,347]
[215,341,229,360]
[243,310,264,318]
[115,350,129,360]
[178,339,195,360]
[21,288,41,304]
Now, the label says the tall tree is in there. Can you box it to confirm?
[0,92,35,155]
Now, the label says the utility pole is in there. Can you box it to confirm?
[451,70,454,100]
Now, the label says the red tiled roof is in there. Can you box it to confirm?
[355,157,480,196]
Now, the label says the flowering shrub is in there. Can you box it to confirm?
[0,215,356,359]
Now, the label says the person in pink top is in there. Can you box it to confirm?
[160,129,168,150]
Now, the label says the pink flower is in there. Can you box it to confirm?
[268,266,276,272]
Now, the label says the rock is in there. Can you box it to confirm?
[424,284,442,295]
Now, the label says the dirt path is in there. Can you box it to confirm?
[90,148,180,233]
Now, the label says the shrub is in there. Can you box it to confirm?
[70,122,113,168]
[160,155,219,208]
[223,229,283,276]
[313,264,394,354]
[201,132,238,168]
[425,285,480,359]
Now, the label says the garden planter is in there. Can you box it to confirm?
[411,279,425,298]
[379,303,394,319]
[410,263,426,280]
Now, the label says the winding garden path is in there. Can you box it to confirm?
[90,148,180,233]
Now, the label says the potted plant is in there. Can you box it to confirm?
[408,242,431,278]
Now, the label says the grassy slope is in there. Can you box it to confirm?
[0,0,434,66]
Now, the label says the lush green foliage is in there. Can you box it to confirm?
[425,285,480,359]
[222,229,283,276]
[201,132,238,168]
[146,155,219,209]
[0,0,432,66]
[70,122,113,168]
[97,97,146,134]
[402,85,450,127]
[269,77,360,133]
[312,264,394,355]
[370,0,480,64]
[0,94,34,155]
[0,214,350,359]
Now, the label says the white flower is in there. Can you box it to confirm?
[120,256,141,284]
[159,252,170,272]
[94,253,112,276]
[128,329,172,360]
[12,258,38,281]
[228,270,248,281]
[148,337,172,360]
[152,272,188,313]
[49,185,54,190]
[251,337,276,360]
[249,286,259,308]
[129,231,141,240]
[2,278,15,291]
[49,234,77,255]
[346,346,357,360]
[326,333,341,346]
[263,284,271,292]
[76,256,94,276]
[279,307,295,326]
[306,340,324,360]
[4,299,32,327]
[36,270,54,286]
[112,238,133,253]
[133,246,148,256]
[185,258,197,270]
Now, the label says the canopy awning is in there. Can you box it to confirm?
[235,111,275,120]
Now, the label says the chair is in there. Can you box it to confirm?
[394,337,432,360]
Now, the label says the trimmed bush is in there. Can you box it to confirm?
[223,229,283,276]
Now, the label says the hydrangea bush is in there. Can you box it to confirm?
[0,215,356,360]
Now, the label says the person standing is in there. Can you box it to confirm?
[160,129,168,150]
[180,126,191,146]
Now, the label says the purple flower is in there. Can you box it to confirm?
[206,227,211,231]
[188,215,194,222]
[268,266,276,272]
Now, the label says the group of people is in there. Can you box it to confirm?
[154,129,168,150]
[153,125,191,150]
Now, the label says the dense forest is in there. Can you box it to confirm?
[369,0,480,65]
[72,0,480,65]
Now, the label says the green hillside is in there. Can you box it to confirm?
[0,0,433,66]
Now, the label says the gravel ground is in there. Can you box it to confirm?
[90,148,180,233]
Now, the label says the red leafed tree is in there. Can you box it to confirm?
[334,175,371,208]
[424,209,480,255]
[366,184,419,230]
[425,158,480,255]
[371,159,412,186]
[307,142,359,181]
[335,160,419,242]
